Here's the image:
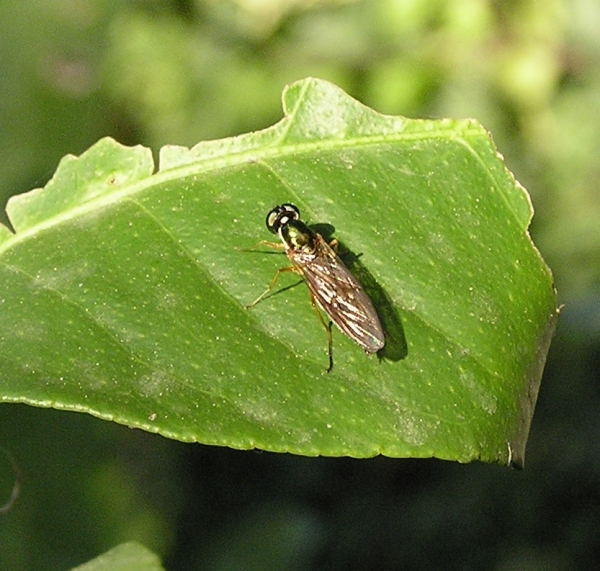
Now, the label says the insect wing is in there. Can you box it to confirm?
[292,236,385,353]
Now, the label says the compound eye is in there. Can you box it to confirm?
[266,208,280,233]
[265,204,301,234]
[281,203,300,218]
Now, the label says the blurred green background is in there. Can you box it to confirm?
[1,0,599,569]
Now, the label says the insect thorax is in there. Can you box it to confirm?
[281,221,316,253]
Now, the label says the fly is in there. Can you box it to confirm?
[245,203,385,372]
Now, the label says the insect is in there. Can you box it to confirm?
[245,203,385,371]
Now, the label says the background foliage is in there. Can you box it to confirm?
[1,0,598,569]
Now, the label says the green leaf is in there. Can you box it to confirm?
[0,78,557,466]
[70,542,163,571]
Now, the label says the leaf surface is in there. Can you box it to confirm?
[71,542,163,571]
[0,78,558,465]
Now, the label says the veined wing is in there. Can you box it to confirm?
[291,235,385,353]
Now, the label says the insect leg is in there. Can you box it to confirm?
[245,266,299,309]
[309,291,334,373]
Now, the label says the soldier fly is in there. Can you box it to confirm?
[245,203,385,371]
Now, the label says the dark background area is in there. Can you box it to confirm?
[1,1,599,569]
